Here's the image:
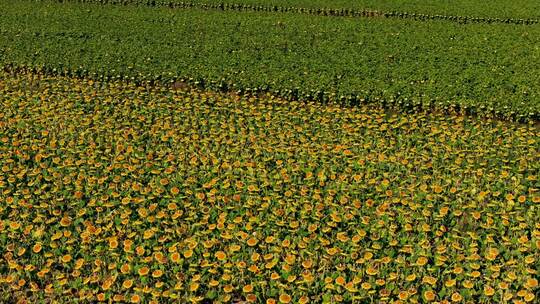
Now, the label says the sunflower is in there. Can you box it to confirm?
[32,243,42,253]
[365,266,378,276]
[293,296,308,304]
[109,237,119,249]
[405,274,417,282]
[223,285,233,293]
[137,266,149,276]
[246,238,258,247]
[484,285,495,296]
[423,290,436,301]
[422,276,437,286]
[279,294,291,304]
[242,284,253,293]
[183,249,193,258]
[451,292,463,302]
[524,292,535,302]
[61,254,72,263]
[122,280,133,289]
[416,256,428,266]
[130,294,141,303]
[525,278,538,288]
[302,260,313,269]
[120,263,131,274]
[398,291,409,300]
[170,252,181,263]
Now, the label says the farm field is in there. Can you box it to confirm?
[1,0,540,120]
[0,71,538,303]
[0,0,539,303]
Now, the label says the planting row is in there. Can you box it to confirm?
[41,0,539,25]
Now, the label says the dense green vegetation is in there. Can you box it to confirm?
[42,0,540,19]
[0,71,538,303]
[1,0,540,120]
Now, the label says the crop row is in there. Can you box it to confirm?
[1,0,540,121]
[42,0,539,25]
[0,70,538,303]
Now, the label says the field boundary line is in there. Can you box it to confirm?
[3,63,538,123]
[41,0,539,25]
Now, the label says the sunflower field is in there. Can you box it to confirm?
[1,0,540,302]
[0,71,538,303]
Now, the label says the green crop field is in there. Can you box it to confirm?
[2,1,540,120]
[0,0,538,303]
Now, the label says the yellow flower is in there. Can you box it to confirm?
[298,296,309,304]
[74,259,84,270]
[416,256,428,266]
[109,237,118,249]
[32,243,42,253]
[463,280,474,289]
[279,294,291,304]
[138,266,149,276]
[183,249,193,258]
[61,254,72,263]
[130,294,141,303]
[246,294,257,302]
[525,278,538,288]
[365,266,378,276]
[451,292,463,302]
[405,274,416,282]
[101,278,113,291]
[247,238,258,246]
[59,216,72,227]
[215,251,226,261]
[485,247,499,260]
[422,276,437,286]
[302,260,313,269]
[120,263,131,274]
[243,284,253,293]
[189,282,199,292]
[122,279,133,289]
[398,291,409,300]
[170,252,181,263]
[196,192,205,200]
[470,270,481,278]
[524,292,535,302]
[361,282,372,290]
[423,290,436,301]
[484,285,495,296]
